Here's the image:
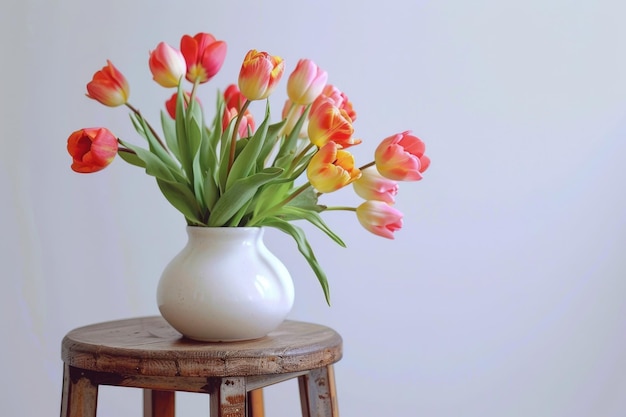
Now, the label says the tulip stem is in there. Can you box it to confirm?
[324,206,356,212]
[227,99,251,173]
[125,103,170,154]
[358,161,375,171]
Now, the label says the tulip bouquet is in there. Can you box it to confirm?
[67,32,430,303]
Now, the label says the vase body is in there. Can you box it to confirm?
[157,226,294,342]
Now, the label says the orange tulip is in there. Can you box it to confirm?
[67,128,118,173]
[307,98,360,149]
[86,60,129,107]
[287,59,328,105]
[356,200,403,239]
[238,50,285,101]
[375,131,430,181]
[306,142,361,193]
[149,42,186,88]
[180,33,227,84]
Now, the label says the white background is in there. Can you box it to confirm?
[2,0,626,416]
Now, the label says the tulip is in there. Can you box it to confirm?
[356,200,403,239]
[238,50,285,101]
[165,91,201,119]
[353,168,399,205]
[223,84,247,112]
[180,33,227,84]
[86,60,130,107]
[149,42,186,88]
[287,59,328,105]
[223,107,255,137]
[311,84,356,122]
[306,142,361,193]
[67,128,118,173]
[307,98,360,149]
[375,131,430,181]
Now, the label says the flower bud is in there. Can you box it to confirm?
[86,60,129,107]
[375,131,430,181]
[306,142,361,193]
[356,200,403,239]
[149,42,186,88]
[238,50,285,101]
[287,59,328,105]
[353,169,399,205]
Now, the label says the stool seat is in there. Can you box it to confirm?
[60,316,342,417]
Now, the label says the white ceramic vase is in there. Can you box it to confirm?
[157,226,295,342]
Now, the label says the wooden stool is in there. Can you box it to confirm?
[60,316,342,417]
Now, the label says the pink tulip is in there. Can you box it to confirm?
[287,59,328,105]
[180,33,227,84]
[375,131,430,181]
[67,128,118,173]
[238,50,285,101]
[353,169,399,205]
[311,84,356,122]
[149,42,186,88]
[306,142,361,193]
[85,60,130,107]
[356,200,403,239]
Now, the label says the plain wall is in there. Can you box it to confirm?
[2,0,626,416]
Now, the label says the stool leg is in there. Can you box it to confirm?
[208,377,247,417]
[248,389,265,417]
[60,364,98,417]
[144,389,175,417]
[298,365,339,417]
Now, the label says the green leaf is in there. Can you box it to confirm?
[225,102,271,191]
[257,217,331,305]
[208,167,286,227]
[129,113,180,173]
[278,206,346,248]
[117,149,146,168]
[257,119,287,170]
[160,110,180,160]
[273,105,310,169]
[156,178,204,225]
[119,139,181,183]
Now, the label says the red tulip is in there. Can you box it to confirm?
[180,33,227,84]
[67,128,118,173]
[85,60,129,107]
[375,131,430,181]
[165,91,201,119]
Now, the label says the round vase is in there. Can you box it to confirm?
[157,226,295,342]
